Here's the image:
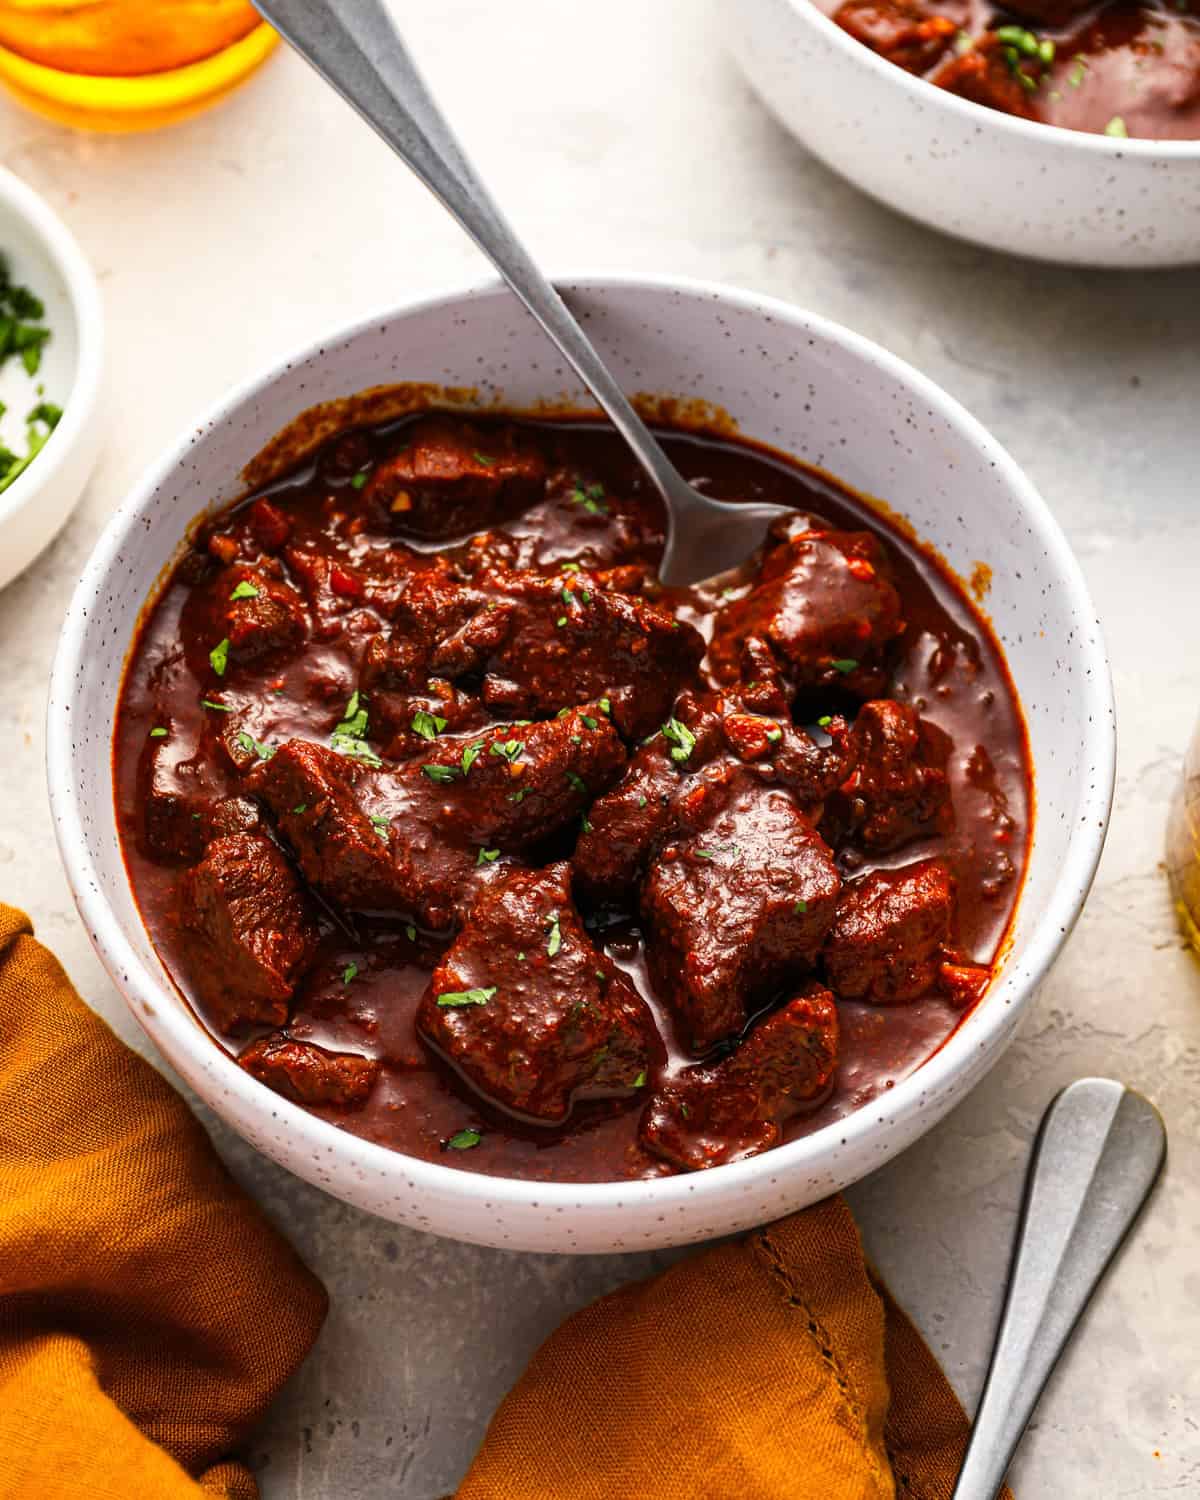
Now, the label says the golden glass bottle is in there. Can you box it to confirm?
[0,1,277,132]
[1167,721,1200,952]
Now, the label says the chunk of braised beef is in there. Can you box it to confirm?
[823,699,952,851]
[641,769,842,1053]
[417,862,653,1123]
[359,417,547,539]
[710,529,905,702]
[833,0,959,72]
[246,497,292,553]
[238,1033,379,1108]
[640,983,840,1170]
[573,692,726,902]
[138,724,262,863]
[250,739,403,911]
[824,857,955,1003]
[179,833,319,1034]
[930,34,1043,119]
[478,572,705,741]
[199,560,308,667]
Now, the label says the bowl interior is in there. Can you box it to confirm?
[48,278,1113,1249]
[0,185,79,475]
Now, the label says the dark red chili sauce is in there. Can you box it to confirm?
[822,0,1200,139]
[113,411,1031,1182]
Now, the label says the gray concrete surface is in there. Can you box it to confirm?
[1,2,1197,1494]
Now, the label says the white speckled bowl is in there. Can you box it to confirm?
[47,276,1114,1252]
[731,0,1200,268]
[0,165,104,589]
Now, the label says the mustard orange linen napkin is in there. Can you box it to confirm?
[456,1198,1008,1500]
[0,904,326,1499]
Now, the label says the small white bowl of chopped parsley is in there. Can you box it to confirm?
[0,165,103,589]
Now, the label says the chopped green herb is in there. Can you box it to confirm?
[411,709,447,741]
[423,763,461,784]
[561,586,575,607]
[462,741,485,774]
[633,1071,647,1089]
[580,714,598,731]
[569,480,608,515]
[598,697,612,715]
[831,659,859,675]
[637,795,647,809]
[661,717,696,763]
[680,1102,691,1120]
[817,715,833,728]
[490,738,524,764]
[1068,56,1087,86]
[229,580,260,601]
[508,787,531,803]
[695,849,715,860]
[473,451,495,467]
[149,726,168,738]
[209,638,230,676]
[766,726,782,743]
[476,847,500,865]
[437,986,496,1007]
[448,1127,482,1150]
[1104,115,1129,137]
[200,699,233,712]
[342,962,359,985]
[236,730,275,763]
[406,924,417,942]
[369,813,390,836]
[580,814,593,834]
[517,951,526,962]
[794,900,808,915]
[350,470,369,490]
[545,913,562,957]
[565,770,588,794]
[331,690,382,766]
[556,615,568,628]
[293,803,307,815]
[560,561,581,573]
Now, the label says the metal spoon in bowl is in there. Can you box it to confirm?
[250,0,793,587]
[951,1078,1166,1499]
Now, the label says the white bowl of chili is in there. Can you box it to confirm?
[0,165,103,588]
[47,275,1113,1252]
[730,0,1200,267]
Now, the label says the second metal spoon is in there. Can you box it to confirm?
[251,0,792,586]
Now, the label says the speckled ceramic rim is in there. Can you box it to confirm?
[785,0,1200,158]
[47,273,1115,1231]
[0,165,104,529]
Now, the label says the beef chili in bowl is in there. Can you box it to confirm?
[49,278,1113,1251]
[114,411,1030,1182]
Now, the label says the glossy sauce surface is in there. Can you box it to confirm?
[114,416,1031,1182]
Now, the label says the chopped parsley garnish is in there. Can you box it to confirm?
[236,730,275,763]
[569,480,608,515]
[561,586,575,607]
[1104,115,1129,137]
[437,986,496,1007]
[508,787,531,803]
[565,770,588,794]
[695,849,715,860]
[369,813,390,836]
[831,659,858,675]
[293,803,307,815]
[350,470,369,489]
[598,697,611,715]
[637,795,647,809]
[229,580,260,601]
[405,924,417,942]
[476,847,500,865]
[332,690,382,767]
[149,726,168,738]
[201,699,232,712]
[579,589,591,604]
[473,450,495,467]
[556,615,568,628]
[0,260,53,392]
[661,717,696,763]
[342,962,359,985]
[545,913,562,957]
[766,726,782,743]
[462,741,485,774]
[633,1071,647,1089]
[448,1127,481,1150]
[560,561,581,573]
[580,814,593,834]
[794,900,808,915]
[423,763,461,784]
[1068,56,1087,87]
[580,714,598,731]
[817,715,833,728]
[411,709,447,741]
[490,738,524,764]
[209,638,230,677]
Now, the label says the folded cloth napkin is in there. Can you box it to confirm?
[0,903,1006,1500]
[0,904,327,1499]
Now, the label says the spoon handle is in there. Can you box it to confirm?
[250,0,694,513]
[951,1078,1166,1500]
